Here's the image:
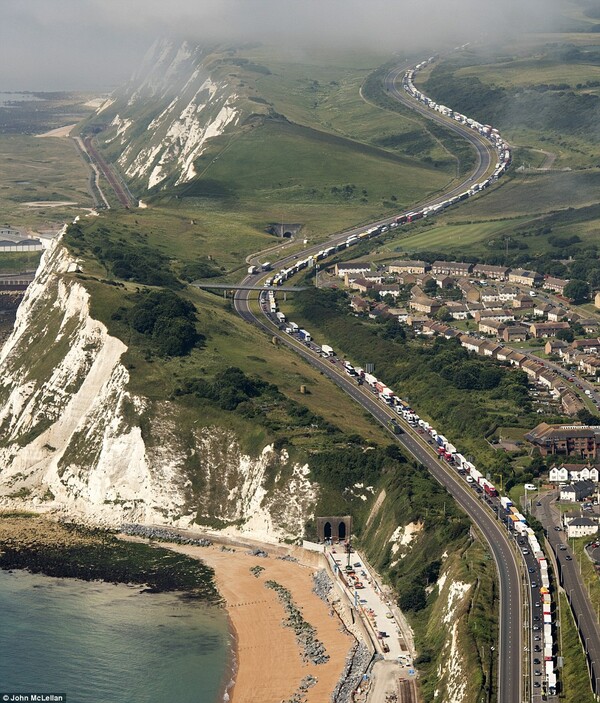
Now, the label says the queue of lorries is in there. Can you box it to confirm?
[262,291,556,696]
[255,56,554,697]
[252,57,511,293]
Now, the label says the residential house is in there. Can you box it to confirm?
[481,288,502,304]
[432,261,473,277]
[435,275,454,289]
[446,302,469,320]
[508,268,543,286]
[547,307,567,323]
[525,423,600,459]
[406,314,428,328]
[388,260,430,275]
[560,480,597,502]
[545,339,568,356]
[377,284,401,299]
[473,264,510,280]
[561,391,585,416]
[498,286,519,302]
[410,296,441,315]
[496,347,514,362]
[529,321,571,338]
[460,334,483,354]
[350,296,370,313]
[572,338,600,354]
[335,262,371,278]
[513,294,534,310]
[349,278,375,294]
[479,319,506,336]
[474,308,515,323]
[579,355,600,376]
[533,303,553,317]
[579,319,600,335]
[480,341,503,358]
[522,359,544,380]
[543,277,570,295]
[565,517,598,539]
[550,464,599,482]
[502,325,529,343]
[505,350,527,366]
[457,279,480,302]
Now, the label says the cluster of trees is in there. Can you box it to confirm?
[178,366,338,435]
[118,290,202,357]
[178,366,273,411]
[310,444,405,493]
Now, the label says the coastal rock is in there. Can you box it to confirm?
[0,235,316,541]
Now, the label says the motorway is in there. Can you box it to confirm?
[536,492,600,696]
[232,59,526,703]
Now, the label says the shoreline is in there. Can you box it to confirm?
[0,515,369,703]
[169,541,359,703]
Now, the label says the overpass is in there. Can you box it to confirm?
[192,282,308,292]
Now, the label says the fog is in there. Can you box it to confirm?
[1,0,564,91]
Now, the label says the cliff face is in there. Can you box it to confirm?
[93,39,269,192]
[0,235,315,539]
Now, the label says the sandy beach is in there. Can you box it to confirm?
[171,543,355,703]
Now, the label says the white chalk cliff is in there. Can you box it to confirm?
[0,235,315,540]
[95,39,267,192]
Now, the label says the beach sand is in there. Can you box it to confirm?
[171,544,354,703]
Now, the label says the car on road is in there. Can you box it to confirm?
[534,682,541,688]
[533,625,540,631]
[534,635,541,641]
[531,582,538,588]
[559,545,567,550]
[528,567,536,573]
[535,602,540,608]
[554,526,562,531]
[534,670,542,676]
[534,658,540,664]
[536,501,542,506]
[566,555,572,561]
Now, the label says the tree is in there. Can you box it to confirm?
[577,409,600,426]
[564,279,590,304]
[398,582,427,611]
[556,327,575,343]
[435,306,452,322]
[423,278,438,296]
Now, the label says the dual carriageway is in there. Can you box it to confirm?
[233,59,526,702]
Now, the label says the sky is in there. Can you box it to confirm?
[0,0,564,92]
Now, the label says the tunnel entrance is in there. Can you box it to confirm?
[316,515,352,543]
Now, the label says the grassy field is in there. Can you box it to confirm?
[0,133,93,229]
[80,274,390,453]
[559,591,597,703]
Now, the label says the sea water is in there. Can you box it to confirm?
[0,569,231,703]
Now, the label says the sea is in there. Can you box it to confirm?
[0,93,43,107]
[0,569,232,703]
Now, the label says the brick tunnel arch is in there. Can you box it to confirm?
[317,515,352,542]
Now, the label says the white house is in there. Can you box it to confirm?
[560,480,596,502]
[566,517,598,539]
[550,466,599,483]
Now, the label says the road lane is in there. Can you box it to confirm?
[232,60,524,703]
